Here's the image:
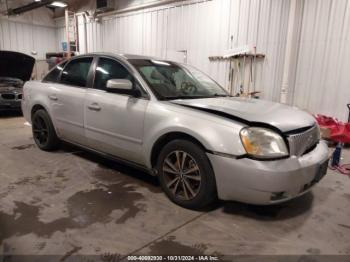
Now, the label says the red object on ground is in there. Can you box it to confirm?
[314,114,339,132]
[329,164,350,175]
[315,114,350,175]
[314,114,350,143]
[330,123,350,143]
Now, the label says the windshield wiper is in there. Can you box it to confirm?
[212,93,230,97]
[163,95,207,100]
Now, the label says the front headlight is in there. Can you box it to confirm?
[240,127,289,159]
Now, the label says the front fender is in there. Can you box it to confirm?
[143,102,247,167]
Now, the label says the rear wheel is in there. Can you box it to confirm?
[32,109,60,151]
[156,139,217,209]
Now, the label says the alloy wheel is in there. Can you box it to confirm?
[162,150,201,200]
[32,116,49,146]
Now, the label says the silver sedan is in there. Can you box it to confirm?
[22,53,329,209]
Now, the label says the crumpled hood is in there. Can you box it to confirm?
[171,97,316,132]
[0,51,35,82]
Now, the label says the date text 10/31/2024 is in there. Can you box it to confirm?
[127,255,220,261]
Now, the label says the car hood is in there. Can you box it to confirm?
[0,51,35,82]
[170,97,316,132]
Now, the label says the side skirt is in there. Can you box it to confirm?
[60,138,155,176]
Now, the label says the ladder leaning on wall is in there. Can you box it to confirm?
[65,9,79,58]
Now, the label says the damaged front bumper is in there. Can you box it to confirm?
[208,140,329,205]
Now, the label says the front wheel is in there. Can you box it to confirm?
[32,109,60,151]
[156,139,217,209]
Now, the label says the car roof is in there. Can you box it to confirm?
[82,52,160,61]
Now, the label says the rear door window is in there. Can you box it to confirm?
[60,57,93,87]
[43,61,67,83]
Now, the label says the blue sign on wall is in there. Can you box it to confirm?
[61,42,68,52]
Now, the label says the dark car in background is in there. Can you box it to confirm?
[0,51,35,111]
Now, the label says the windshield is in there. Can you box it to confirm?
[129,59,228,100]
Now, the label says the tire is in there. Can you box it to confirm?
[156,139,217,209]
[32,109,60,151]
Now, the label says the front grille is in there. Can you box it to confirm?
[1,93,16,100]
[287,125,320,156]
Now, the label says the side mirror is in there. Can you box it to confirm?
[106,79,133,91]
[106,79,141,97]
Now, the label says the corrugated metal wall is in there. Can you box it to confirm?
[81,0,290,103]
[226,0,290,101]
[292,0,350,121]
[3,0,348,119]
[55,17,66,52]
[0,18,57,60]
[0,7,57,79]
[0,17,57,79]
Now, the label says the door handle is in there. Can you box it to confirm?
[88,103,101,111]
[48,94,58,101]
